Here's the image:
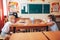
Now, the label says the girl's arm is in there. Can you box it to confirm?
[47,21,55,26]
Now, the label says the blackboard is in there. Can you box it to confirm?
[29,4,42,14]
[43,4,50,13]
[21,6,28,14]
[21,4,50,14]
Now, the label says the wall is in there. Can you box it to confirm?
[5,0,60,20]
[19,0,60,20]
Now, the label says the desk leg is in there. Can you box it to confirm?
[13,27,16,33]
[46,26,48,31]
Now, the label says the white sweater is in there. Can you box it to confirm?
[1,21,13,33]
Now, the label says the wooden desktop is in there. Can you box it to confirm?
[43,31,60,40]
[9,31,60,40]
[9,32,48,40]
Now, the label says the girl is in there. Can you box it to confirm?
[48,15,59,31]
[1,15,15,38]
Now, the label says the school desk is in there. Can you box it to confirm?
[43,31,60,40]
[9,32,48,40]
[10,22,53,33]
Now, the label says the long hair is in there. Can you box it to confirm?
[48,15,56,22]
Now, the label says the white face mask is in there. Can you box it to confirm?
[48,19,52,22]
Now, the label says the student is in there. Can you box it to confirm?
[1,15,15,38]
[48,15,59,31]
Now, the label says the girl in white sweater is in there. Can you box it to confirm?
[48,15,59,31]
[1,15,15,37]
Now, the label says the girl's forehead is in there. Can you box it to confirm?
[9,15,15,18]
[9,16,15,19]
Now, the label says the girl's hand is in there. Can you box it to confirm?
[47,22,54,26]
